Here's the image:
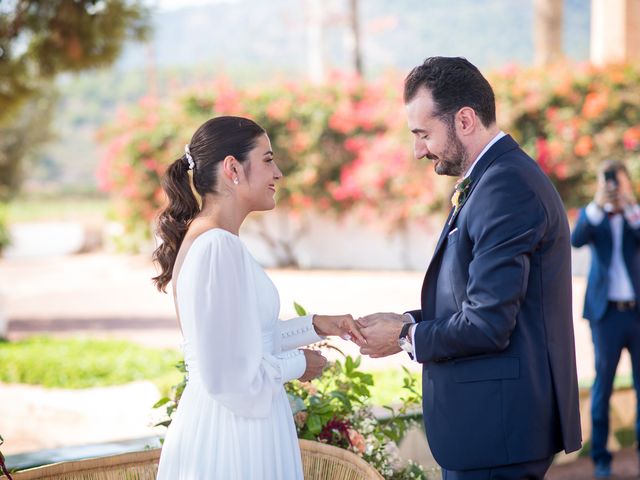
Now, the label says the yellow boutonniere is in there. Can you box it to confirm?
[451,190,462,210]
[449,177,472,225]
[451,177,472,210]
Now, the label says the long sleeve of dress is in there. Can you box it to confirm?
[183,232,305,418]
[279,315,324,351]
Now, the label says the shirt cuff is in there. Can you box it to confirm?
[624,204,640,228]
[403,313,418,361]
[277,349,306,383]
[280,314,324,351]
[585,201,605,226]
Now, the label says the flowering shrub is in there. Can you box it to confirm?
[100,63,640,250]
[98,74,439,250]
[490,62,640,208]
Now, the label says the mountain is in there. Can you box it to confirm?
[118,0,590,74]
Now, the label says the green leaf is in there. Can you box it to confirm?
[307,414,323,435]
[293,302,307,316]
[345,356,354,374]
[153,397,170,408]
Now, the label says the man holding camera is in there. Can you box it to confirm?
[571,160,640,478]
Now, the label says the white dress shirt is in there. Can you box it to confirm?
[585,202,638,301]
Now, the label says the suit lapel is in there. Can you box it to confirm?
[425,135,520,278]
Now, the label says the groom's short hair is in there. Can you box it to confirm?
[404,56,496,129]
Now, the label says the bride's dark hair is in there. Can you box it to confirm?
[152,116,266,292]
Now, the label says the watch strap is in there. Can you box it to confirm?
[399,321,412,340]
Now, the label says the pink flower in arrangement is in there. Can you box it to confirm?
[347,429,366,454]
[293,411,308,429]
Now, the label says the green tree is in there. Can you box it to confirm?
[0,0,150,122]
[0,91,57,201]
[0,0,150,251]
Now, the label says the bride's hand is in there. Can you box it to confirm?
[299,349,327,382]
[312,314,367,345]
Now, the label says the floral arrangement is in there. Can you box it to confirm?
[285,352,428,479]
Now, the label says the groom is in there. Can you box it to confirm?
[359,57,582,479]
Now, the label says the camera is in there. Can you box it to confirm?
[603,168,619,212]
[604,168,619,187]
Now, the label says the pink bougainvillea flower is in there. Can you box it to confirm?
[574,135,594,157]
[582,92,608,119]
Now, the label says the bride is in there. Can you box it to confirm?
[152,116,364,479]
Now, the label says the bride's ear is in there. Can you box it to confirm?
[222,155,239,182]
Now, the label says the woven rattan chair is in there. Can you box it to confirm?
[299,439,383,480]
[5,449,160,480]
[3,440,383,480]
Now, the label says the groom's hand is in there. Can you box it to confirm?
[357,313,405,358]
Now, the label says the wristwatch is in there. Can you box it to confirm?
[398,322,414,354]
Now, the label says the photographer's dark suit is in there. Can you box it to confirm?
[409,135,582,477]
[571,204,640,470]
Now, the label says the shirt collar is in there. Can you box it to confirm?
[463,131,506,180]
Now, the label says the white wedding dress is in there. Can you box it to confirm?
[156,228,322,479]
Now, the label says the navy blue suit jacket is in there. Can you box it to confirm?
[408,135,582,470]
[570,208,640,322]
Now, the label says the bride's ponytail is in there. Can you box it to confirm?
[152,116,266,292]
[152,156,199,292]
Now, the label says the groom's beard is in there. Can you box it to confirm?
[429,124,469,177]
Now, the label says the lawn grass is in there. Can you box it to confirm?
[0,337,181,389]
[0,337,419,407]
[367,368,423,406]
